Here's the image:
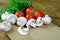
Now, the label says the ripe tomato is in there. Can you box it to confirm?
[15,12,19,18]
[26,7,36,15]
[26,14,33,20]
[35,11,44,19]
[26,7,44,19]
[15,11,24,18]
[26,10,44,19]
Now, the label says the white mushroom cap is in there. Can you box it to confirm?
[18,27,28,36]
[36,17,43,27]
[1,12,10,21]
[17,17,27,27]
[0,21,12,32]
[5,12,9,14]
[0,21,8,30]
[42,15,52,24]
[7,14,17,24]
[3,22,12,32]
[26,19,36,28]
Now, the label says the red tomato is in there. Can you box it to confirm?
[15,11,24,18]
[26,14,33,20]
[26,7,44,19]
[15,12,19,18]
[26,7,36,15]
[35,11,44,19]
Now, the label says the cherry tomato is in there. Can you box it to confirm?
[29,10,44,19]
[15,11,24,18]
[26,7,44,19]
[26,7,36,15]
[26,14,33,20]
[35,11,44,19]
[15,12,19,18]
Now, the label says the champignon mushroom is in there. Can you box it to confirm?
[26,19,36,28]
[36,17,43,27]
[23,28,29,32]
[17,17,29,35]
[18,27,29,36]
[7,14,17,24]
[17,17,27,27]
[42,15,52,24]
[1,12,10,21]
[0,21,12,32]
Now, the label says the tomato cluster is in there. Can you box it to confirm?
[15,11,24,18]
[15,7,44,20]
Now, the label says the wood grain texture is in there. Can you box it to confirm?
[0,30,10,40]
[7,23,60,40]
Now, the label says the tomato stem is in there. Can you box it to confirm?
[31,10,36,16]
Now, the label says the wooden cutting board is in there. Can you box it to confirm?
[7,23,60,40]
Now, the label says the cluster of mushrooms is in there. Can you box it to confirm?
[0,12,52,35]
